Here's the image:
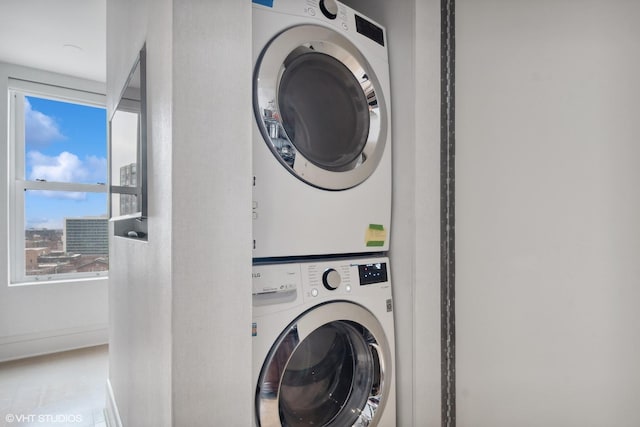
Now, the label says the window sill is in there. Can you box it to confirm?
[8,275,108,288]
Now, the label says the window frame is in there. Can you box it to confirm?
[8,79,108,285]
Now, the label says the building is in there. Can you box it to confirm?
[25,247,49,272]
[76,257,109,273]
[119,163,138,215]
[63,218,109,256]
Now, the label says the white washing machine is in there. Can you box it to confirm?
[252,256,396,426]
[252,0,392,258]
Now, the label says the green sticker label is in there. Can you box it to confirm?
[365,224,386,247]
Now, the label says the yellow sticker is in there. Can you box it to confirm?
[365,224,386,247]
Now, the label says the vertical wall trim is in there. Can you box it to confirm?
[440,0,456,426]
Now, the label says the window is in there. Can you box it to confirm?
[9,80,108,284]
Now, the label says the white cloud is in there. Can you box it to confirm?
[84,155,108,180]
[36,190,88,201]
[25,98,65,146]
[28,151,107,184]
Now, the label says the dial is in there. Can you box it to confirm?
[322,268,341,290]
[319,0,338,20]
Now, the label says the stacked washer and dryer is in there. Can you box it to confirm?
[251,0,395,425]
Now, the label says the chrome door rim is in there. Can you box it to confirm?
[256,301,391,427]
[254,24,388,191]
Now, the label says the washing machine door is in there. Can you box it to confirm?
[254,24,388,191]
[256,302,392,427]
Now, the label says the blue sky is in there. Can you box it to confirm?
[25,96,107,230]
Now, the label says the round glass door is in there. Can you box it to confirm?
[254,25,388,190]
[279,51,369,172]
[256,302,391,427]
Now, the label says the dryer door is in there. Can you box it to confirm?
[256,302,392,427]
[254,24,388,191]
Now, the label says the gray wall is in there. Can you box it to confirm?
[107,0,443,425]
[342,0,442,424]
[456,1,640,425]
[413,1,443,424]
[107,0,640,425]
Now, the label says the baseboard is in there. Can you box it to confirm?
[105,379,123,427]
[0,325,108,362]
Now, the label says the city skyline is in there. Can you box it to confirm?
[25,217,109,276]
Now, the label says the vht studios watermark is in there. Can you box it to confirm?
[5,413,83,424]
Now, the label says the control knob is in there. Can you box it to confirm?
[319,0,338,20]
[322,268,341,290]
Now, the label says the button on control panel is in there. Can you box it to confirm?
[319,0,338,19]
[322,268,342,290]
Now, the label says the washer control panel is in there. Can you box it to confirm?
[307,263,350,297]
[302,258,389,300]
[252,258,390,305]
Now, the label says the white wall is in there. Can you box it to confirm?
[456,1,640,426]
[107,0,174,425]
[107,0,172,424]
[0,63,108,363]
[170,1,252,425]
[107,0,252,425]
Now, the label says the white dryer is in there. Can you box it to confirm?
[252,256,396,426]
[252,0,392,258]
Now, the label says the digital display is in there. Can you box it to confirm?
[355,15,385,47]
[358,262,388,285]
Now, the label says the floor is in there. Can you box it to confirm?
[0,345,108,427]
